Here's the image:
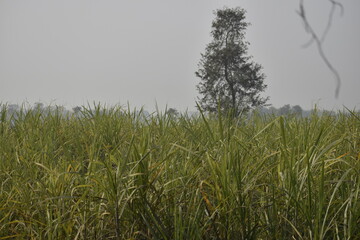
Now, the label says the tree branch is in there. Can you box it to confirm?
[297,0,343,98]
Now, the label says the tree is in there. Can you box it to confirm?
[196,7,268,116]
[166,108,179,117]
[279,104,291,115]
[292,105,303,116]
[34,102,44,110]
[72,106,82,114]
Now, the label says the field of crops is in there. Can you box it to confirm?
[0,104,359,239]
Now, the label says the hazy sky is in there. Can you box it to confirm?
[1,0,359,111]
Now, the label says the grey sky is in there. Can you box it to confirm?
[0,0,359,111]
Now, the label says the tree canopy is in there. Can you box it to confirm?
[196,7,268,116]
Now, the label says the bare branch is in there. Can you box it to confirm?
[321,0,344,43]
[298,0,343,98]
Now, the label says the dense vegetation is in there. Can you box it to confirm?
[0,104,359,239]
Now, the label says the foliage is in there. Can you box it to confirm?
[166,108,179,117]
[196,7,268,116]
[0,103,359,239]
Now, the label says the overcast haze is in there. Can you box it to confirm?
[1,0,359,111]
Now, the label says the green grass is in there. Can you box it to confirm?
[0,104,359,239]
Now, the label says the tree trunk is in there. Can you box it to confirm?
[224,60,236,115]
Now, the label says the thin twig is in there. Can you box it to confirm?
[297,0,343,98]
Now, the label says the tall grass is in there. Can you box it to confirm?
[0,104,359,239]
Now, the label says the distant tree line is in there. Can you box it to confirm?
[253,104,346,118]
[4,103,70,118]
[2,103,357,123]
